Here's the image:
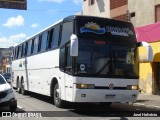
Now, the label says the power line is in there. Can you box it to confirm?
[0,8,81,13]
[27,9,80,13]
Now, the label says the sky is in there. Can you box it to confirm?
[0,0,82,48]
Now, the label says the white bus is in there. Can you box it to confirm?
[12,15,139,108]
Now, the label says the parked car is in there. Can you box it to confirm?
[2,73,11,84]
[0,74,17,111]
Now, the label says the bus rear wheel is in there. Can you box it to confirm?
[17,80,21,94]
[53,83,64,108]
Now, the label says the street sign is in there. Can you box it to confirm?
[0,0,27,10]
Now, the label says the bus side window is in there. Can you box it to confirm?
[21,44,24,57]
[27,40,32,56]
[52,25,60,48]
[33,37,38,54]
[38,34,42,53]
[16,46,19,59]
[47,28,54,50]
[18,45,22,59]
[60,22,73,46]
[17,46,20,59]
[16,47,18,59]
[31,38,35,55]
[22,42,26,57]
[59,47,65,71]
[25,42,28,56]
[14,48,17,60]
[41,32,48,52]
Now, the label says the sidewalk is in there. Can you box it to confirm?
[133,94,160,109]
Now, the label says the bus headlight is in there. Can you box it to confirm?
[127,85,139,90]
[76,84,95,89]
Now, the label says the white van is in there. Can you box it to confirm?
[0,74,17,111]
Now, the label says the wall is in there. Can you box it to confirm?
[151,42,160,62]
[110,0,128,21]
[128,0,160,27]
[138,41,160,94]
[82,0,110,18]
[110,5,128,18]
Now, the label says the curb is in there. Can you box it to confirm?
[132,103,160,109]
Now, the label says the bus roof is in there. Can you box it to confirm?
[15,15,132,47]
[64,15,131,24]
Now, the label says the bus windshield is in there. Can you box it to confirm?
[75,39,138,78]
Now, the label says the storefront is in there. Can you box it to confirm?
[135,22,160,95]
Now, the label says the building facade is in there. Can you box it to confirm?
[82,0,110,18]
[136,22,160,95]
[131,0,160,95]
[0,48,13,73]
[82,0,160,26]
[82,0,128,21]
[128,0,160,27]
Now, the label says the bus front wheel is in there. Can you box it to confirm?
[53,83,64,108]
[21,80,26,95]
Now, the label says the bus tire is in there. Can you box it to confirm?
[53,83,64,108]
[9,102,17,111]
[17,79,21,94]
[99,102,112,107]
[21,80,26,95]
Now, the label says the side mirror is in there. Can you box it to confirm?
[70,34,78,56]
[6,79,11,84]
[139,42,153,62]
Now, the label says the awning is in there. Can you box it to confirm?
[135,22,160,43]
[135,22,160,62]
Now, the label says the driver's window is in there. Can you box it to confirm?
[59,47,65,71]
[59,44,72,73]
[66,45,72,73]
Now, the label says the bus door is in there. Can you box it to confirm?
[60,44,73,101]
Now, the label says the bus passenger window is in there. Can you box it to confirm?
[47,29,54,50]
[38,34,42,52]
[33,37,38,54]
[22,43,26,57]
[24,42,28,56]
[16,46,19,59]
[31,39,35,54]
[13,49,15,60]
[21,44,24,57]
[41,32,48,52]
[18,45,22,59]
[27,40,32,56]
[14,48,17,60]
[52,25,60,48]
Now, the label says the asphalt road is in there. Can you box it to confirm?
[1,90,160,120]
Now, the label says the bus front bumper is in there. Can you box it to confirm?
[73,89,139,103]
